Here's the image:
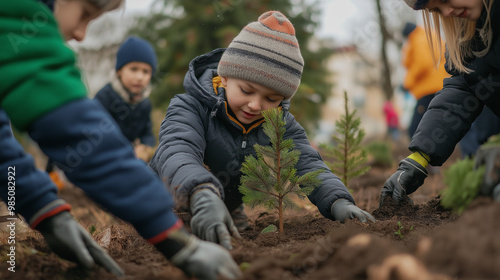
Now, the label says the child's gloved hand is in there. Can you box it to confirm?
[190,188,241,250]
[379,158,428,207]
[36,211,124,276]
[331,199,375,223]
[474,145,500,197]
[155,228,242,280]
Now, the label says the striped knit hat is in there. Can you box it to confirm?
[403,0,429,10]
[217,11,304,100]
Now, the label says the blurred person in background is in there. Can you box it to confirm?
[383,100,401,143]
[94,36,157,162]
[401,22,449,139]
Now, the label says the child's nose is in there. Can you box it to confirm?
[248,99,261,111]
[72,25,88,42]
[441,6,455,17]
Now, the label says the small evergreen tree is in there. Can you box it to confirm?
[441,158,485,213]
[324,91,370,189]
[239,108,322,233]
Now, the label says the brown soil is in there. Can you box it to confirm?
[1,144,499,280]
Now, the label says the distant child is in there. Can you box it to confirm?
[150,11,375,249]
[383,100,400,142]
[0,0,240,279]
[94,36,157,162]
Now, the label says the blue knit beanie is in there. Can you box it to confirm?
[403,0,429,10]
[115,37,157,74]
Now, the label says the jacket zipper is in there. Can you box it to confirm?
[242,134,248,149]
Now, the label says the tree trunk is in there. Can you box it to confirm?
[279,196,284,233]
[375,0,394,100]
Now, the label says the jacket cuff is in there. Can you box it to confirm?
[146,219,184,245]
[30,199,71,228]
[190,183,221,198]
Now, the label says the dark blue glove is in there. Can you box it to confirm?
[380,158,428,206]
[331,199,376,223]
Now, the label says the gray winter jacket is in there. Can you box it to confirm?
[149,48,354,220]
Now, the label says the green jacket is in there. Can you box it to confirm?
[0,0,86,130]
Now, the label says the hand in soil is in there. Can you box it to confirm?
[36,211,124,276]
[331,199,376,223]
[380,158,428,207]
[170,234,242,280]
[190,189,241,249]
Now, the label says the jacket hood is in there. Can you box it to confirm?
[183,48,226,111]
[183,48,291,117]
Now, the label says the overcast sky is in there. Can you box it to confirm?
[121,0,365,43]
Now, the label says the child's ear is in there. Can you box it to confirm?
[221,76,228,87]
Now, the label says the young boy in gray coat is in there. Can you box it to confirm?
[150,11,375,249]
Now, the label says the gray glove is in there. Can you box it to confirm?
[190,189,241,249]
[331,199,376,223]
[160,229,242,280]
[474,145,500,197]
[379,158,428,206]
[36,211,123,276]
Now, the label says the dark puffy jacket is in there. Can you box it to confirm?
[94,83,155,147]
[409,1,500,166]
[150,49,353,220]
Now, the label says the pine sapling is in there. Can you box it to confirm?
[325,91,370,189]
[441,157,485,213]
[239,108,322,233]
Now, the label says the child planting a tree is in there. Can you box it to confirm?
[150,11,375,249]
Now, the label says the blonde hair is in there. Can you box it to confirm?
[422,0,493,73]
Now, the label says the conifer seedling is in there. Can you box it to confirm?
[441,157,485,213]
[239,108,322,233]
[324,91,370,189]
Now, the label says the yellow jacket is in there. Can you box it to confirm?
[402,26,450,100]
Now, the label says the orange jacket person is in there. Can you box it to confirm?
[401,23,449,138]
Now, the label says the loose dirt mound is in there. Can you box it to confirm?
[1,147,499,279]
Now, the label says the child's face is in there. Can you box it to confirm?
[221,77,284,124]
[54,0,102,41]
[117,62,153,94]
[425,0,484,21]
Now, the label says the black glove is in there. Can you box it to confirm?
[380,158,428,207]
[36,211,123,276]
[331,199,376,223]
[474,145,500,197]
[155,228,242,280]
[190,188,241,250]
